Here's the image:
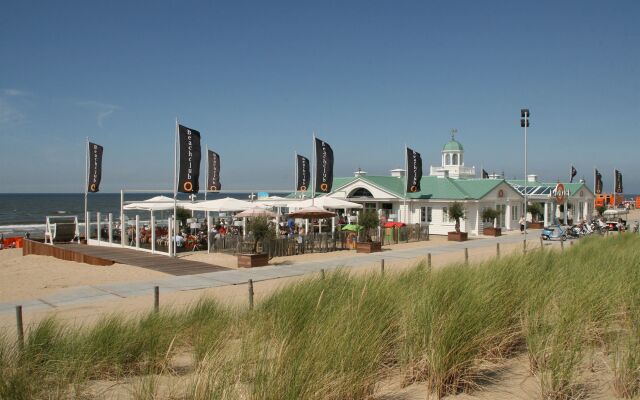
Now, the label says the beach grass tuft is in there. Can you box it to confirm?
[1,234,639,399]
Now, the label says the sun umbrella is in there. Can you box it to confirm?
[124,195,185,211]
[288,206,336,219]
[184,197,254,212]
[340,224,362,232]
[293,197,363,210]
[234,207,277,218]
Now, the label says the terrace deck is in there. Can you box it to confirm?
[23,240,228,276]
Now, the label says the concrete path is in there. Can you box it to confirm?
[0,232,553,315]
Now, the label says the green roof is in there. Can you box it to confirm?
[443,139,463,151]
[347,175,507,200]
[290,175,516,201]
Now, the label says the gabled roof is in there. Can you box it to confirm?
[289,175,520,201]
[507,180,594,197]
[341,175,513,201]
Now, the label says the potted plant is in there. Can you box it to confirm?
[356,210,382,253]
[481,208,501,236]
[447,202,468,241]
[527,203,544,229]
[237,216,274,268]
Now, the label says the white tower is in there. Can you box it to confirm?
[429,129,476,179]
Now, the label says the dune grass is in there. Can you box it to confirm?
[1,234,639,399]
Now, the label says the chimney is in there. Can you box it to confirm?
[390,168,405,178]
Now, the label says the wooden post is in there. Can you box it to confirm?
[154,286,159,313]
[464,248,469,264]
[381,259,385,275]
[321,269,325,279]
[496,242,500,258]
[427,253,432,271]
[561,240,564,251]
[539,236,543,249]
[523,239,527,254]
[16,305,24,349]
[248,279,254,310]
[570,241,573,246]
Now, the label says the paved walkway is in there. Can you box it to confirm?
[0,232,549,315]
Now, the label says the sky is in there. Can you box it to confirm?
[1,0,638,193]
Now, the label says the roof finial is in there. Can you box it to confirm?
[450,128,458,140]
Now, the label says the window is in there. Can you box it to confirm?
[442,207,449,223]
[446,154,451,165]
[349,188,374,198]
[427,207,432,222]
[511,205,518,220]
[421,207,426,222]
[452,154,458,165]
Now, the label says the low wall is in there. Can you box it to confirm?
[22,240,114,266]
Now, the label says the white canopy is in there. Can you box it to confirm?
[235,207,278,218]
[184,197,255,212]
[292,197,363,210]
[254,196,295,207]
[124,195,184,211]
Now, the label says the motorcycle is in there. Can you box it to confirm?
[566,225,581,239]
[541,224,567,241]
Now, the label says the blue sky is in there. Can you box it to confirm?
[1,0,638,193]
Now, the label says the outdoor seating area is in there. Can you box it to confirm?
[81,193,432,258]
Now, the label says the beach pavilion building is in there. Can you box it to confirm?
[313,136,526,236]
[506,176,595,226]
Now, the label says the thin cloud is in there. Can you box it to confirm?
[0,97,27,125]
[2,88,30,97]
[76,100,120,128]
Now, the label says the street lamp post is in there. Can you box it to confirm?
[521,109,530,237]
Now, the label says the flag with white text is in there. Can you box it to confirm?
[207,150,221,191]
[406,147,422,192]
[296,154,310,192]
[178,125,201,193]
[87,142,103,193]
[314,138,334,193]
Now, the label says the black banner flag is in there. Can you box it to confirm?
[595,169,603,194]
[207,150,221,191]
[314,138,334,193]
[178,124,201,193]
[87,142,103,193]
[615,169,623,193]
[296,154,310,192]
[406,147,422,193]
[570,166,577,183]
[482,169,489,179]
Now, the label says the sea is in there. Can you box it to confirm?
[0,192,260,238]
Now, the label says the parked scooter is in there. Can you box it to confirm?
[541,224,567,241]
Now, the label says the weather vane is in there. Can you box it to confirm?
[450,128,458,140]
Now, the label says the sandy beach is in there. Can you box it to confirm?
[2,211,638,399]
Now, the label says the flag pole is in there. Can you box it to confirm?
[311,132,316,206]
[294,150,298,198]
[404,144,408,223]
[84,137,89,242]
[205,144,208,202]
[173,118,178,258]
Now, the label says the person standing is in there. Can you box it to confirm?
[519,216,526,233]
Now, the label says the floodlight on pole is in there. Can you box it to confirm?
[520,109,530,238]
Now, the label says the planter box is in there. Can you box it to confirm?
[483,227,502,237]
[237,253,269,268]
[528,222,544,229]
[448,231,468,241]
[356,241,382,253]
